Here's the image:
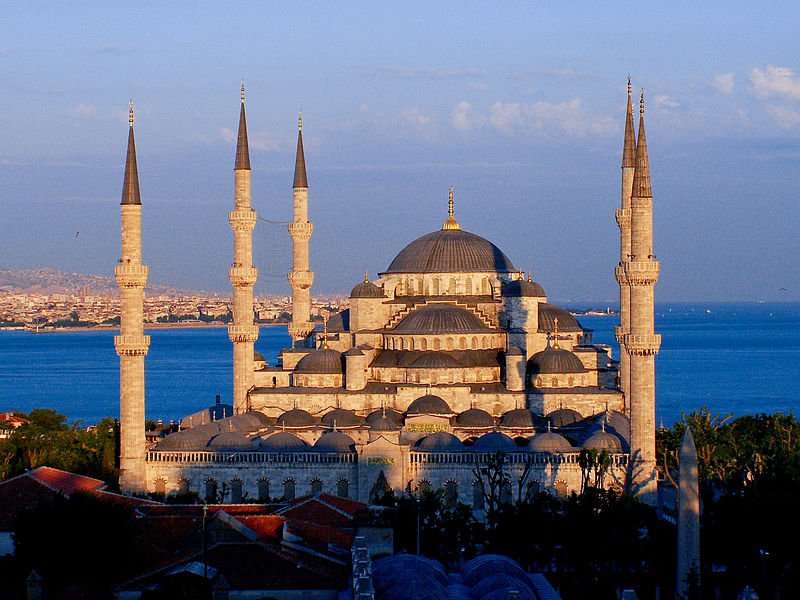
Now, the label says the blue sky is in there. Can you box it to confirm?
[2,2,799,302]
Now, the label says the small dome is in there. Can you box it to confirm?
[472,432,518,452]
[207,431,252,450]
[529,431,573,453]
[415,432,464,452]
[409,352,463,369]
[314,431,356,452]
[350,277,385,298]
[527,346,587,375]
[455,408,494,428]
[546,408,584,427]
[394,304,491,334]
[583,429,623,452]
[277,408,316,428]
[538,303,583,332]
[500,408,535,429]
[326,309,350,333]
[344,347,364,357]
[254,352,265,361]
[294,349,344,374]
[407,394,453,415]
[366,407,403,426]
[155,430,205,451]
[369,412,402,432]
[321,408,365,428]
[503,279,545,298]
[223,412,268,433]
[258,431,309,451]
[506,346,525,356]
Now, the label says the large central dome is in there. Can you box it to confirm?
[383,228,516,274]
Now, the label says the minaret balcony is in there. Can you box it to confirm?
[228,324,260,343]
[623,333,661,355]
[625,261,660,285]
[288,222,313,240]
[229,210,257,231]
[229,266,259,287]
[614,266,629,285]
[288,271,314,289]
[288,322,315,340]
[615,209,631,229]
[114,334,151,356]
[115,264,149,288]
[613,325,628,344]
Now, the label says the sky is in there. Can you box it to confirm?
[2,1,800,303]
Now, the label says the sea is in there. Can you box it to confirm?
[0,302,798,428]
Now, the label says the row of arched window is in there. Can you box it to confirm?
[153,476,351,503]
[386,335,500,351]
[395,276,494,297]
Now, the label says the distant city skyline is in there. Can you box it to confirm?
[2,2,799,302]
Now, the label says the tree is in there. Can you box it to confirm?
[472,451,510,517]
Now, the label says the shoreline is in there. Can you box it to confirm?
[3,322,291,333]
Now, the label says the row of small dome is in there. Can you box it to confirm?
[350,276,547,299]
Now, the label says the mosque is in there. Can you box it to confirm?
[115,80,660,507]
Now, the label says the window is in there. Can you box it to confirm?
[153,478,166,495]
[418,479,431,493]
[433,338,441,351]
[465,278,472,295]
[178,478,190,495]
[311,478,323,495]
[459,337,466,350]
[472,481,484,509]
[258,478,270,502]
[284,479,296,501]
[554,480,568,499]
[420,338,427,351]
[449,278,456,294]
[205,479,218,504]
[500,481,512,505]
[337,478,349,499]
[444,480,458,503]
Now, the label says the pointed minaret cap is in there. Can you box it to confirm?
[632,91,652,198]
[235,83,251,171]
[121,101,141,206]
[622,76,636,169]
[442,186,461,230]
[293,112,308,188]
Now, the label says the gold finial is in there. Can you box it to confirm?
[129,100,134,126]
[241,80,245,103]
[364,270,369,284]
[322,315,329,349]
[527,271,532,282]
[640,90,644,116]
[553,316,560,349]
[442,186,461,230]
[298,111,303,131]
[627,75,631,96]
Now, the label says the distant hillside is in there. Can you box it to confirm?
[0,268,206,297]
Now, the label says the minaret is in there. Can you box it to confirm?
[228,84,259,413]
[677,427,701,598]
[115,102,150,493]
[625,92,661,503]
[287,112,315,344]
[615,77,636,411]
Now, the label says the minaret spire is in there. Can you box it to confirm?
[622,77,636,169]
[293,112,308,188]
[228,86,259,413]
[632,91,652,202]
[115,102,150,492]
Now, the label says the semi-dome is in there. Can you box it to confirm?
[350,276,385,298]
[258,431,309,451]
[527,346,587,375]
[321,408,365,428]
[314,431,356,452]
[499,408,536,429]
[546,407,584,427]
[326,309,349,333]
[538,303,583,332]
[455,408,494,428]
[294,348,343,374]
[409,352,463,369]
[529,431,573,453]
[503,279,545,298]
[207,431,252,450]
[472,431,518,452]
[394,304,491,334]
[407,394,453,415]
[415,432,464,452]
[276,408,316,427]
[383,229,515,274]
[583,428,623,452]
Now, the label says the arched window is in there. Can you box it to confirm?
[471,337,477,349]
[418,479,431,493]
[337,478,349,499]
[230,479,243,503]
[398,338,404,350]
[409,338,415,351]
[416,279,423,294]
[500,481,512,505]
[551,376,558,387]
[283,479,296,501]
[258,478,270,502]
[554,480,568,499]
[472,480,485,509]
[465,278,472,295]
[444,480,458,503]
[433,338,441,351]
[482,336,488,348]
[272,377,277,388]
[481,278,489,294]
[433,279,440,295]
[449,278,456,294]
[446,337,454,350]
[153,478,166,495]
[567,377,574,387]
[178,478,190,495]
[311,478,323,495]
[459,337,466,350]
[420,338,427,351]
[204,479,218,504]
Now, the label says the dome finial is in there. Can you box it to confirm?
[627,74,631,97]
[129,100,134,126]
[527,271,532,283]
[364,270,369,283]
[241,80,245,103]
[442,186,461,230]
[553,316,560,349]
[322,315,329,349]
[298,111,302,131]
[640,90,644,116]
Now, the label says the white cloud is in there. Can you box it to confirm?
[250,131,280,152]
[219,127,236,144]
[750,66,800,100]
[487,98,614,137]
[710,73,734,95]
[68,103,97,118]
[765,105,800,129]
[653,94,680,109]
[452,101,483,131]
[402,107,431,126]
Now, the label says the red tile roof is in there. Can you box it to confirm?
[276,493,367,528]
[27,466,106,495]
